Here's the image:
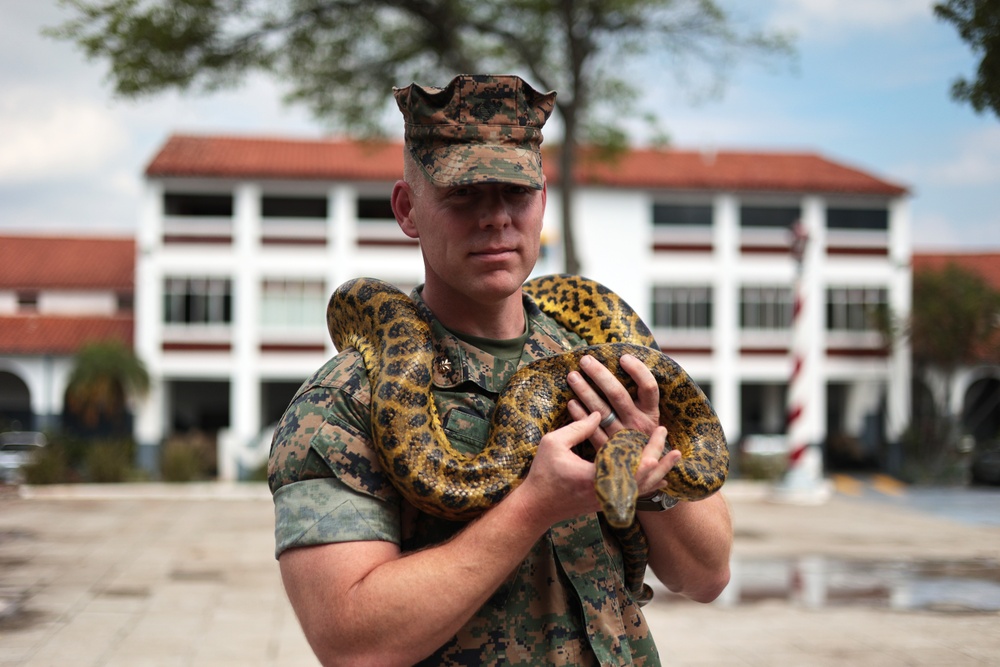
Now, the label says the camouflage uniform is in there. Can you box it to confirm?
[269,288,660,666]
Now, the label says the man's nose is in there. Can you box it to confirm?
[478,191,513,229]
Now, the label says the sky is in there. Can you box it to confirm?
[1,0,998,252]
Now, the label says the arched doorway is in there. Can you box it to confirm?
[0,371,33,431]
[963,377,1000,442]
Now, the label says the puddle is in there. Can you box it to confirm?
[700,557,1000,612]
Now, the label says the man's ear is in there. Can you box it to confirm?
[392,180,419,239]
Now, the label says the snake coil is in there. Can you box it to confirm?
[327,274,728,601]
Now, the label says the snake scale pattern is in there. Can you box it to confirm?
[327,274,729,601]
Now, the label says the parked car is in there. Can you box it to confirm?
[737,433,790,480]
[0,431,48,484]
[970,440,1000,486]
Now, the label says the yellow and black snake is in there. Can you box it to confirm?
[327,274,728,601]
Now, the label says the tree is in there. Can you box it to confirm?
[49,0,792,274]
[906,263,1000,476]
[65,340,151,434]
[934,0,1000,119]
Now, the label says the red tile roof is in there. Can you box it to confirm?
[913,253,1000,291]
[145,135,404,182]
[145,134,908,196]
[0,315,133,355]
[566,148,908,195]
[0,235,135,290]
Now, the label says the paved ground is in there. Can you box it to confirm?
[0,479,998,666]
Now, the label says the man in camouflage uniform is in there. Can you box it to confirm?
[269,74,733,666]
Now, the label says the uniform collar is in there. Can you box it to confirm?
[409,287,586,393]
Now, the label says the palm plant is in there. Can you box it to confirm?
[65,341,150,434]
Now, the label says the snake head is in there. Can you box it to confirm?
[596,473,638,529]
[594,429,644,529]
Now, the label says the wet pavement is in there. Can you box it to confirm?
[1,478,999,666]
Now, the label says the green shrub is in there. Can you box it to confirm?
[85,440,135,483]
[739,453,788,481]
[22,444,71,485]
[160,431,216,482]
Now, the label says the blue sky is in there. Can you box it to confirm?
[1,0,998,251]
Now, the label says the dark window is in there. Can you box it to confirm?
[164,193,233,217]
[740,206,800,228]
[740,287,793,329]
[262,196,328,219]
[651,286,713,328]
[164,278,233,325]
[357,197,394,220]
[827,208,888,230]
[826,287,888,331]
[652,203,713,226]
[17,292,38,310]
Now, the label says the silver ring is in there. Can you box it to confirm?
[599,411,618,429]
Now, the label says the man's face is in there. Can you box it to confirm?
[396,178,546,307]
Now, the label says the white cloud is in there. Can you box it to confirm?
[898,125,1000,187]
[0,87,127,181]
[764,0,934,38]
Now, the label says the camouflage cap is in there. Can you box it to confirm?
[393,74,556,189]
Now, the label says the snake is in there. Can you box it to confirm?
[327,274,729,602]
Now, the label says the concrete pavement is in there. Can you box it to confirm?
[1,480,998,666]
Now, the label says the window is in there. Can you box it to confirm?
[164,193,233,217]
[826,287,887,331]
[652,203,712,226]
[827,207,888,230]
[164,278,232,324]
[740,205,800,228]
[740,287,793,329]
[262,196,327,218]
[357,197,394,220]
[652,286,712,329]
[17,291,38,311]
[260,280,326,329]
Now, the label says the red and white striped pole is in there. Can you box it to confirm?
[776,220,828,502]
[787,220,809,466]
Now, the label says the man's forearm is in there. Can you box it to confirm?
[280,486,553,667]
[638,492,732,603]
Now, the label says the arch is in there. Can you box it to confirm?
[962,376,1000,442]
[0,370,33,430]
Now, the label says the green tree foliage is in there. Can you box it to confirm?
[934,0,1000,119]
[906,263,1000,479]
[48,0,792,273]
[911,263,1000,374]
[65,340,151,433]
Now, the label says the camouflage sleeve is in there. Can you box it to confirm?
[268,352,403,558]
[272,477,400,558]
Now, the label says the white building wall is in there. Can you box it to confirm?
[232,182,264,456]
[712,194,740,442]
[572,187,652,317]
[37,292,119,315]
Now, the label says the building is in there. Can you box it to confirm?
[911,252,1000,445]
[0,234,135,432]
[134,134,911,477]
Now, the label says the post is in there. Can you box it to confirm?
[774,219,831,504]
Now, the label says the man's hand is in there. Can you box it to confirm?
[565,353,676,496]
[510,412,604,527]
[566,353,660,440]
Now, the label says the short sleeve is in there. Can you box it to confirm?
[273,477,401,558]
